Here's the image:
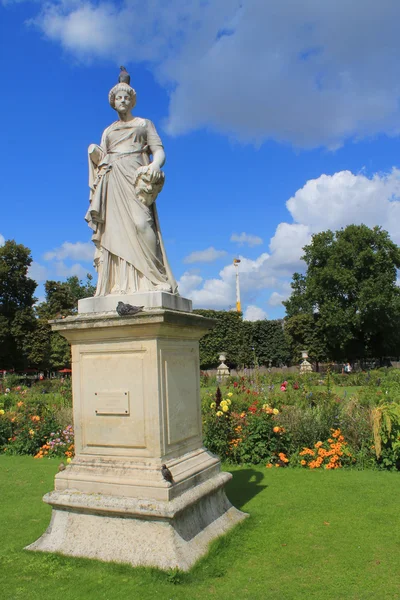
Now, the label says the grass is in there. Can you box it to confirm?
[1,457,400,600]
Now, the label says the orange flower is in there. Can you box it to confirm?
[17,401,24,408]
[273,426,280,433]
[266,463,272,469]
[31,415,40,422]
[315,441,323,448]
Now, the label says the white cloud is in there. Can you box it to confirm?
[286,168,400,242]
[28,261,49,283]
[268,292,287,307]
[268,223,311,272]
[53,261,89,279]
[0,234,4,246]
[243,305,268,321]
[183,247,227,264]
[230,232,263,247]
[180,252,281,309]
[25,0,400,148]
[44,241,94,262]
[177,271,203,297]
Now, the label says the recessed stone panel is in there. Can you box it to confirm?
[161,346,201,448]
[80,350,146,450]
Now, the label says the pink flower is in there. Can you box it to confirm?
[280,385,287,392]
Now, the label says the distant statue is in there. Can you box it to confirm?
[85,69,177,296]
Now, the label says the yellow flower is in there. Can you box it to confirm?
[0,409,4,415]
[273,408,279,415]
[66,457,72,463]
[226,399,232,405]
[222,405,229,412]
[220,400,228,407]
[227,392,233,397]
[210,402,216,409]
[29,429,35,436]
[216,411,223,417]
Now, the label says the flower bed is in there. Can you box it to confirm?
[0,379,73,461]
[202,370,400,470]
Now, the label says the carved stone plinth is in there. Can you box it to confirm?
[27,308,247,570]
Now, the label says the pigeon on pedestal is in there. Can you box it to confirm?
[161,464,174,484]
[116,302,144,316]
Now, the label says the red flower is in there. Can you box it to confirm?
[233,382,238,388]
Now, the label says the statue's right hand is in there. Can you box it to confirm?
[89,144,102,166]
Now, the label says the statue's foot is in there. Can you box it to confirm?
[154,283,172,292]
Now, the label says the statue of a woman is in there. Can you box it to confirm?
[85,72,177,296]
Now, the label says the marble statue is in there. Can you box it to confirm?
[85,71,177,296]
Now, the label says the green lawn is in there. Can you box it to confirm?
[1,457,400,600]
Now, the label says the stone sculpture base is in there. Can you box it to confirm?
[27,307,247,570]
[78,291,192,314]
[26,472,245,571]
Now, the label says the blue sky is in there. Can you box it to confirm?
[2,0,400,320]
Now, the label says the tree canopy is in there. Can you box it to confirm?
[28,275,96,370]
[284,225,400,362]
[0,240,37,369]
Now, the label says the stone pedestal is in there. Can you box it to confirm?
[27,306,247,570]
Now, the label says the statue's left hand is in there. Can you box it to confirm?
[147,163,163,183]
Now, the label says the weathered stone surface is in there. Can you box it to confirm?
[27,473,247,571]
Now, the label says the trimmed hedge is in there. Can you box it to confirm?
[194,309,290,369]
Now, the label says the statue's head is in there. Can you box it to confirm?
[108,83,137,112]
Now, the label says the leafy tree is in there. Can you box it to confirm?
[27,275,95,370]
[284,313,328,370]
[0,240,37,369]
[284,225,400,362]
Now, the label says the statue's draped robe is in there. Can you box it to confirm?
[86,118,177,296]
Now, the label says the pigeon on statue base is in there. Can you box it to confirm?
[116,302,144,316]
[161,464,174,484]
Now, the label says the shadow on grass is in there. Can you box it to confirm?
[225,468,267,509]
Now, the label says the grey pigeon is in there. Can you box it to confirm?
[58,463,66,472]
[119,66,130,85]
[116,302,144,316]
[161,464,174,483]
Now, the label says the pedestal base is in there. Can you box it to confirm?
[26,473,247,571]
[28,308,247,570]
